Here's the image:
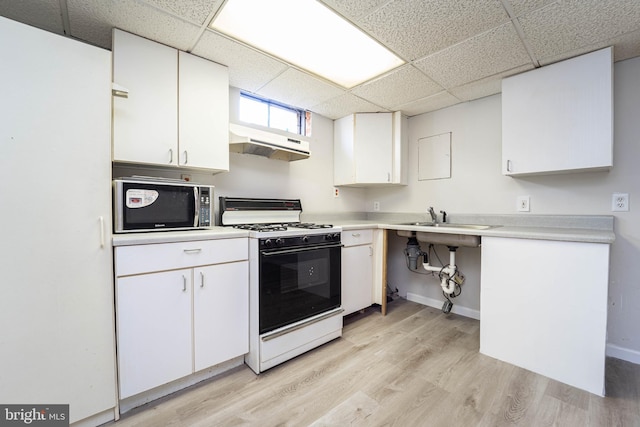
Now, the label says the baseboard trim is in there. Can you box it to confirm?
[406,292,480,320]
[606,343,640,365]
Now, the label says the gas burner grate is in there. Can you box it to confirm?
[233,224,288,232]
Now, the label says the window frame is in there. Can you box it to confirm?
[239,92,306,136]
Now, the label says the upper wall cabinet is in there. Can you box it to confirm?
[502,47,613,176]
[334,112,407,187]
[112,29,229,172]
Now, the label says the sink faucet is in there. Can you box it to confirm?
[428,206,438,223]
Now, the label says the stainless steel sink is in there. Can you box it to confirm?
[395,223,495,247]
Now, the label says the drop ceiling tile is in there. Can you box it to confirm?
[318,0,389,20]
[518,0,640,63]
[414,22,532,89]
[503,0,556,17]
[538,28,640,66]
[351,65,443,110]
[311,93,387,120]
[359,0,509,60]
[139,0,222,25]
[448,63,532,100]
[192,30,289,92]
[257,68,346,111]
[395,91,461,117]
[67,0,201,50]
[0,0,64,35]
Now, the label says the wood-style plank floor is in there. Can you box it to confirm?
[109,299,640,426]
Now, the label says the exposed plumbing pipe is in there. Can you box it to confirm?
[423,246,458,294]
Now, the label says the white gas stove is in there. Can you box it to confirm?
[219,197,343,373]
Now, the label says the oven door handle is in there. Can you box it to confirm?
[261,243,343,256]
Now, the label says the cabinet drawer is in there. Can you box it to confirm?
[341,229,373,247]
[115,238,248,276]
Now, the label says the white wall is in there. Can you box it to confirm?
[371,56,640,361]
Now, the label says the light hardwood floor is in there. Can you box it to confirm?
[110,299,640,426]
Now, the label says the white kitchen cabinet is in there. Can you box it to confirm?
[114,238,248,399]
[334,112,407,186]
[113,29,229,172]
[116,269,193,399]
[0,17,116,425]
[480,236,609,396]
[341,229,374,315]
[194,262,249,371]
[502,47,613,176]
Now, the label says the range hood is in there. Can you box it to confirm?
[229,123,310,161]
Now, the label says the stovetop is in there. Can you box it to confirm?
[233,222,335,232]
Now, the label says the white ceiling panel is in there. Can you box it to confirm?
[503,0,556,17]
[256,68,346,111]
[395,91,462,117]
[139,0,223,25]
[448,63,532,101]
[67,0,201,50]
[358,0,509,60]
[311,93,389,120]
[192,30,289,92]
[518,0,640,64]
[319,0,389,21]
[352,65,444,110]
[414,22,532,89]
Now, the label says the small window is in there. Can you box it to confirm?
[239,92,308,136]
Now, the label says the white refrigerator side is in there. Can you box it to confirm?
[0,17,117,425]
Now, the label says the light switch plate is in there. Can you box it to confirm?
[612,193,629,212]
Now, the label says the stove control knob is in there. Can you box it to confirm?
[302,235,309,243]
[332,233,341,241]
[275,238,284,246]
[264,239,273,247]
[325,234,334,241]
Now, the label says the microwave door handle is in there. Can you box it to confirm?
[194,187,200,227]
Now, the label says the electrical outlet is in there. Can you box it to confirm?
[373,201,380,211]
[517,195,530,212]
[612,193,629,212]
[333,187,340,198]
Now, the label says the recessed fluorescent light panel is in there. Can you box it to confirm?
[210,0,405,88]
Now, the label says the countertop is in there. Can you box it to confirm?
[112,215,615,246]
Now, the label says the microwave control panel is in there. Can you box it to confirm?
[199,187,212,227]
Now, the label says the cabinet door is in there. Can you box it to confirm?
[341,245,373,316]
[480,237,609,395]
[178,52,229,171]
[334,114,356,185]
[502,47,612,175]
[113,29,178,166]
[116,269,193,399]
[354,113,392,183]
[193,261,249,371]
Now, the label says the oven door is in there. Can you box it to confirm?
[259,242,341,334]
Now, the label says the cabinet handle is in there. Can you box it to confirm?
[351,233,361,237]
[387,172,391,182]
[183,150,188,165]
[182,275,187,292]
[506,159,512,172]
[200,271,205,288]
[99,216,105,249]
[369,246,373,256]
[183,248,202,254]
[169,148,174,164]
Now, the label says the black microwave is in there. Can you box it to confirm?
[113,177,213,233]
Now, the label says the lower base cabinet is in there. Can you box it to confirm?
[480,236,609,396]
[114,238,248,399]
[342,229,374,315]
